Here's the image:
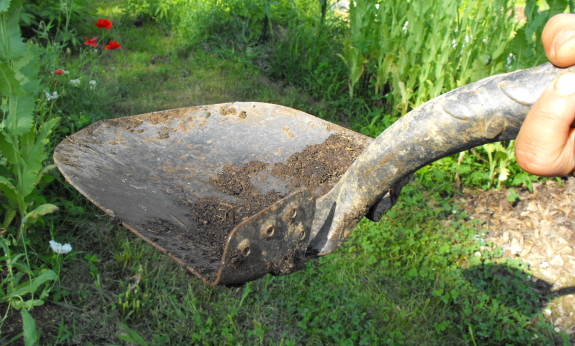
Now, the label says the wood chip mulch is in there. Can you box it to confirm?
[456,176,575,334]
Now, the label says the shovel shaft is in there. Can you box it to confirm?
[310,62,575,255]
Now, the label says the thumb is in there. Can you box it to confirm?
[515,72,575,177]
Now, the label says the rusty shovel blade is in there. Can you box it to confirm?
[53,102,372,285]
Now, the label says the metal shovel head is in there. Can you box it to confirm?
[54,102,372,285]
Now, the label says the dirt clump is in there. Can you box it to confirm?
[142,133,366,277]
[272,134,364,196]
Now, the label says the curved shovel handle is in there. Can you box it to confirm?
[310,62,575,256]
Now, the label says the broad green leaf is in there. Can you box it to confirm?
[20,308,39,346]
[25,203,58,219]
[3,207,16,227]
[0,0,10,13]
[13,44,39,94]
[9,258,32,275]
[525,14,548,42]
[24,299,45,309]
[0,62,23,96]
[5,270,58,299]
[0,174,22,208]
[0,130,18,161]
[0,236,10,254]
[4,0,23,13]
[35,164,56,185]
[10,299,25,309]
[439,244,451,254]
[375,55,394,94]
[13,298,45,310]
[19,117,59,197]
[548,0,569,14]
[0,7,26,60]
[4,94,34,137]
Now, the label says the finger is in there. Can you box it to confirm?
[542,13,575,67]
[515,73,575,177]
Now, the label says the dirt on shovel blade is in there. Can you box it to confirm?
[143,134,366,279]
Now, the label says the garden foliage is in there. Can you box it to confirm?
[0,0,60,239]
[0,0,61,343]
[0,0,574,344]
[21,0,96,48]
[342,0,516,113]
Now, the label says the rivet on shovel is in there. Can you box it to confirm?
[260,223,275,239]
[237,239,251,256]
[283,206,298,222]
[294,224,306,241]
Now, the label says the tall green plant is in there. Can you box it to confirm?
[342,0,516,115]
[0,0,60,236]
[339,0,372,98]
[121,0,189,26]
[175,0,321,50]
[510,0,571,69]
[20,0,96,48]
[0,1,60,342]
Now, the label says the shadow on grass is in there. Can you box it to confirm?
[462,262,575,317]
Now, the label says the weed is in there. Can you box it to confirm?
[21,0,96,48]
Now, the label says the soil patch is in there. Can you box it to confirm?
[456,176,575,335]
[272,134,365,197]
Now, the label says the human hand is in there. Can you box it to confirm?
[515,13,575,177]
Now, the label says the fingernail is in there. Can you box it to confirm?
[554,73,575,96]
[553,29,575,59]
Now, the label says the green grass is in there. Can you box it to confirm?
[14,175,566,345]
[1,0,572,344]
[54,20,310,119]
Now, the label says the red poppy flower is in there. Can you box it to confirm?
[104,41,122,50]
[95,18,113,30]
[84,37,98,47]
[52,69,65,75]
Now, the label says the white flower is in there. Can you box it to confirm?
[543,308,552,316]
[45,91,59,101]
[452,39,457,49]
[474,251,481,258]
[70,79,81,87]
[49,240,72,254]
[89,80,97,90]
[555,327,561,333]
[402,21,408,32]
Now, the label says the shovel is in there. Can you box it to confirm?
[54,62,575,286]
